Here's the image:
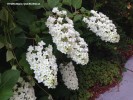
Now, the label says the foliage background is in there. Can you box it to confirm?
[0,0,133,100]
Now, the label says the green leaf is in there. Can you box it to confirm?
[6,50,15,62]
[15,7,36,26]
[0,70,20,89]
[45,11,53,17]
[13,26,23,34]
[47,0,60,8]
[0,89,13,100]
[5,43,12,49]
[0,42,4,49]
[11,33,26,47]
[29,22,41,34]
[72,0,82,9]
[62,0,71,6]
[8,15,16,31]
[0,7,16,30]
[57,3,63,8]
[67,12,74,18]
[80,7,86,13]
[0,7,8,22]
[19,54,33,74]
[74,14,82,22]
[35,34,41,42]
[0,70,20,100]
[32,19,47,33]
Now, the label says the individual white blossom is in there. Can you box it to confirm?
[60,62,79,90]
[52,7,67,16]
[26,41,58,88]
[52,7,59,13]
[9,77,36,100]
[46,7,89,65]
[83,10,120,43]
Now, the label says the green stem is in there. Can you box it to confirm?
[93,0,96,10]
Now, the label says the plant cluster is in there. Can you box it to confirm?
[0,0,131,100]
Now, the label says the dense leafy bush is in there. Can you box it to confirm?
[0,0,132,100]
[77,60,120,88]
[70,60,121,99]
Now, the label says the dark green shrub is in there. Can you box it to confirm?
[73,60,121,99]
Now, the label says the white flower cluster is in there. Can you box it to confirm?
[26,41,58,88]
[59,62,79,90]
[83,10,120,43]
[9,77,36,100]
[46,7,89,65]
